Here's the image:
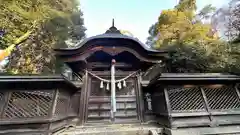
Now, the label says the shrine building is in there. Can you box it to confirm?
[0,20,240,135]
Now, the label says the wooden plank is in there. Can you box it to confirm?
[88,108,137,111]
[87,115,137,119]
[163,88,173,127]
[89,71,137,76]
[200,87,213,123]
[235,84,240,100]
[49,89,59,118]
[88,98,136,103]
[210,110,240,115]
[89,95,136,98]
[0,92,11,119]
[84,75,92,123]
[78,72,88,125]
[168,125,240,135]
[88,62,132,68]
[171,112,209,117]
[0,115,75,125]
[136,75,144,122]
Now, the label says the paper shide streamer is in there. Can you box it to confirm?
[87,70,137,91]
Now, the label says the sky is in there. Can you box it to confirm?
[80,0,229,43]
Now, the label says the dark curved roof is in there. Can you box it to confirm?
[54,33,167,54]
[53,20,169,71]
[54,19,167,55]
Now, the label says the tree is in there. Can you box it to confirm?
[147,0,231,73]
[0,0,86,74]
[146,22,158,46]
[155,9,218,48]
[175,0,197,12]
[196,4,216,22]
[210,0,240,73]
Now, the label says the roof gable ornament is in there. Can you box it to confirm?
[105,19,121,34]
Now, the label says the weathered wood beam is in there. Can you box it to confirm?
[88,62,132,68]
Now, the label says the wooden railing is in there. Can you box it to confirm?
[0,75,79,135]
[145,73,240,135]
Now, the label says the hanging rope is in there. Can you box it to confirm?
[86,70,110,82]
[115,71,139,82]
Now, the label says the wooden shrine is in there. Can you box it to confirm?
[0,20,240,135]
[53,20,168,125]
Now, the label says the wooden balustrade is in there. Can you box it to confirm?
[0,75,79,135]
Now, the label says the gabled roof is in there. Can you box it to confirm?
[54,33,166,53]
[53,19,168,56]
[53,20,169,71]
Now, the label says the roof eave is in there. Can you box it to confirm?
[0,75,79,93]
[146,73,240,88]
[53,34,168,54]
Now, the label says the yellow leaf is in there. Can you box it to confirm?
[26,57,31,64]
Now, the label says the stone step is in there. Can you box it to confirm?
[54,124,162,135]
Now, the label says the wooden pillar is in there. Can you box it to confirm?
[164,88,173,127]
[78,71,88,125]
[0,91,11,118]
[200,87,214,126]
[136,74,144,122]
[110,59,116,122]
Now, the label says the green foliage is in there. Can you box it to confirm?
[146,23,158,45]
[0,0,86,74]
[197,4,216,20]
[226,42,240,73]
[163,43,210,72]
[154,9,217,48]
[175,0,197,12]
[147,0,240,73]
